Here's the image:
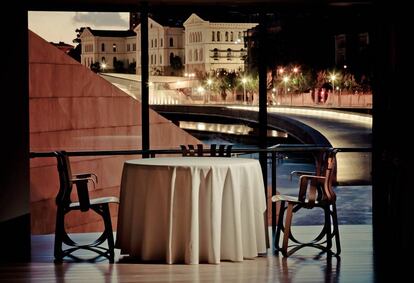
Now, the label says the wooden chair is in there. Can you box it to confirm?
[53,151,119,262]
[180,144,233,157]
[272,149,340,257]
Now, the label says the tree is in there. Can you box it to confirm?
[214,70,238,100]
[113,59,125,73]
[67,44,81,62]
[170,55,183,71]
[90,62,101,73]
[68,27,85,62]
[128,62,136,74]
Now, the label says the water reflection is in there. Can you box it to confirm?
[276,254,341,283]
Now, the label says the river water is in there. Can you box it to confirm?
[200,137,372,225]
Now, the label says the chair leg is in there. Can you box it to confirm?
[274,201,286,255]
[54,208,65,262]
[324,206,333,251]
[101,204,115,263]
[282,203,294,257]
[331,204,341,255]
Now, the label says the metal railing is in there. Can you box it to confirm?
[30,144,371,250]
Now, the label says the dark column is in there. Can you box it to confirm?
[258,12,268,187]
[258,12,269,248]
[140,2,149,158]
[372,4,412,282]
[0,6,31,261]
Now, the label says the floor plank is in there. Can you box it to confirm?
[0,225,373,282]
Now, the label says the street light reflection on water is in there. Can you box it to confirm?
[179,121,288,137]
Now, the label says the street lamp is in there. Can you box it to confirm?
[242,77,247,104]
[101,62,107,72]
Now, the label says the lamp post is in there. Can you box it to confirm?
[330,74,336,95]
[292,67,299,106]
[207,79,212,103]
[242,77,247,104]
[283,76,289,105]
[330,73,337,106]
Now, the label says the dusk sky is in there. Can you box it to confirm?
[28,11,130,45]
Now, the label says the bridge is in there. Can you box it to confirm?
[152,105,372,185]
[101,73,372,185]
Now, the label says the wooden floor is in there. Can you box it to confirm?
[0,225,373,282]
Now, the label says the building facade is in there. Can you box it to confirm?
[183,13,257,74]
[79,14,257,75]
[135,17,185,76]
[80,27,136,71]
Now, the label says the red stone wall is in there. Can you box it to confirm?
[29,31,200,234]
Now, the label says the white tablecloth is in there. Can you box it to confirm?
[115,157,267,264]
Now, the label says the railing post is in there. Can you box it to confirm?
[140,2,150,158]
[271,151,277,254]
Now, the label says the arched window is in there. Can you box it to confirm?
[230,32,234,42]
[169,37,174,47]
[160,38,163,47]
[217,31,221,42]
[113,44,117,52]
[225,31,229,42]
[227,48,232,60]
[194,49,198,61]
[199,32,202,42]
[199,49,203,61]
[101,43,105,52]
[155,39,157,47]
[150,54,153,65]
[188,50,192,62]
[151,39,153,48]
[102,57,106,63]
[212,31,215,41]
[160,55,162,64]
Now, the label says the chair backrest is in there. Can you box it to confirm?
[54,151,92,211]
[180,144,232,157]
[54,151,73,207]
[298,149,338,206]
[321,149,338,203]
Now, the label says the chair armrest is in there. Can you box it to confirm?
[73,173,98,184]
[298,175,326,204]
[71,178,93,212]
[290,170,316,181]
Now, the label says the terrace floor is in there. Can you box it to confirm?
[0,225,373,282]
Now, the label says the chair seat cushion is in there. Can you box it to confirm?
[272,194,300,203]
[69,196,119,208]
[271,194,322,205]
